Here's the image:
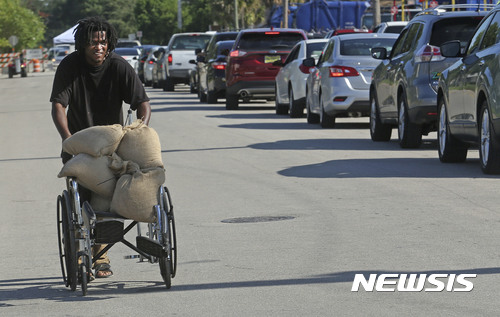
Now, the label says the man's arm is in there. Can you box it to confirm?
[136,101,151,125]
[51,102,72,140]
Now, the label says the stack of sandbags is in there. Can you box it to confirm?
[57,120,165,223]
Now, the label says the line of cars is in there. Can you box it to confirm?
[144,4,500,174]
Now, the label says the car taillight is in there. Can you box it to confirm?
[212,62,226,70]
[230,50,246,57]
[299,64,312,74]
[148,60,154,64]
[414,45,445,63]
[168,53,173,65]
[329,66,359,77]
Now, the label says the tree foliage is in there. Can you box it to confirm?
[0,0,45,52]
[7,0,284,50]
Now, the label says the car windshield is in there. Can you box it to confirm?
[306,42,327,61]
[115,48,139,55]
[384,25,406,33]
[238,32,305,50]
[171,35,212,50]
[340,38,397,56]
[430,17,483,48]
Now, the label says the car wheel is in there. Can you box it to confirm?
[320,97,335,128]
[437,98,467,163]
[275,84,288,115]
[207,90,217,104]
[398,92,422,148]
[306,89,319,124]
[198,85,207,102]
[145,80,152,87]
[164,76,175,92]
[226,93,239,110]
[479,101,500,174]
[190,82,197,94]
[289,86,303,118]
[370,90,392,141]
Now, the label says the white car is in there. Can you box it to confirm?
[274,39,328,117]
[373,21,408,34]
[305,33,398,128]
[114,47,141,73]
[144,46,166,87]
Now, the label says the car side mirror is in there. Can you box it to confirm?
[371,47,387,60]
[189,59,196,64]
[302,57,315,67]
[440,40,462,58]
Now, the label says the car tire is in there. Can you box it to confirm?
[479,101,500,174]
[207,90,217,104]
[320,97,335,128]
[145,80,152,87]
[370,90,392,141]
[437,98,467,163]
[306,94,319,124]
[289,86,303,118]
[226,93,239,110]
[398,92,422,148]
[164,76,175,92]
[275,84,288,115]
[199,89,207,102]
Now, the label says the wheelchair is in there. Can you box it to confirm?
[56,177,177,296]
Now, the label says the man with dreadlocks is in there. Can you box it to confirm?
[50,16,151,279]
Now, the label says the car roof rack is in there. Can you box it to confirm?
[417,4,496,15]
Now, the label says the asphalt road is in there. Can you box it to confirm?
[1,69,500,316]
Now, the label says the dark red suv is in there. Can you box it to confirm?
[225,28,307,109]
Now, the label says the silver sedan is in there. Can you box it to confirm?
[305,33,398,128]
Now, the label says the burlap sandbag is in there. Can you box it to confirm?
[62,124,125,157]
[90,192,111,212]
[58,153,117,198]
[110,167,165,222]
[116,120,163,169]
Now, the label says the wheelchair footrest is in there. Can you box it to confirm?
[136,236,165,258]
[94,219,124,244]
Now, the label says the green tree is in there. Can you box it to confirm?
[0,0,45,52]
[135,0,177,45]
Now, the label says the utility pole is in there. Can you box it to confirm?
[373,0,381,29]
[177,0,182,30]
[235,0,239,30]
[284,0,289,28]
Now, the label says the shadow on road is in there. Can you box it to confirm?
[278,157,491,179]
[1,267,497,301]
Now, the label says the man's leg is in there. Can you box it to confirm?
[92,243,113,278]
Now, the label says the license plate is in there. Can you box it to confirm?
[265,55,280,64]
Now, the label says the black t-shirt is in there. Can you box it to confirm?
[50,51,149,134]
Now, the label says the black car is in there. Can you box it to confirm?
[192,31,239,102]
[198,40,235,104]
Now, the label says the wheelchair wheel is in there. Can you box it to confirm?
[162,186,177,278]
[57,191,78,291]
[80,263,88,296]
[159,255,172,289]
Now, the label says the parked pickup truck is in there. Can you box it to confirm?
[161,32,213,91]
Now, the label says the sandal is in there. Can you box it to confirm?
[94,263,113,278]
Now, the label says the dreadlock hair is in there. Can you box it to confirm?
[73,16,118,54]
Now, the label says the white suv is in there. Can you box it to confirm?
[161,32,212,91]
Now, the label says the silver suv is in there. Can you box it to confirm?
[369,5,492,148]
[437,5,500,174]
